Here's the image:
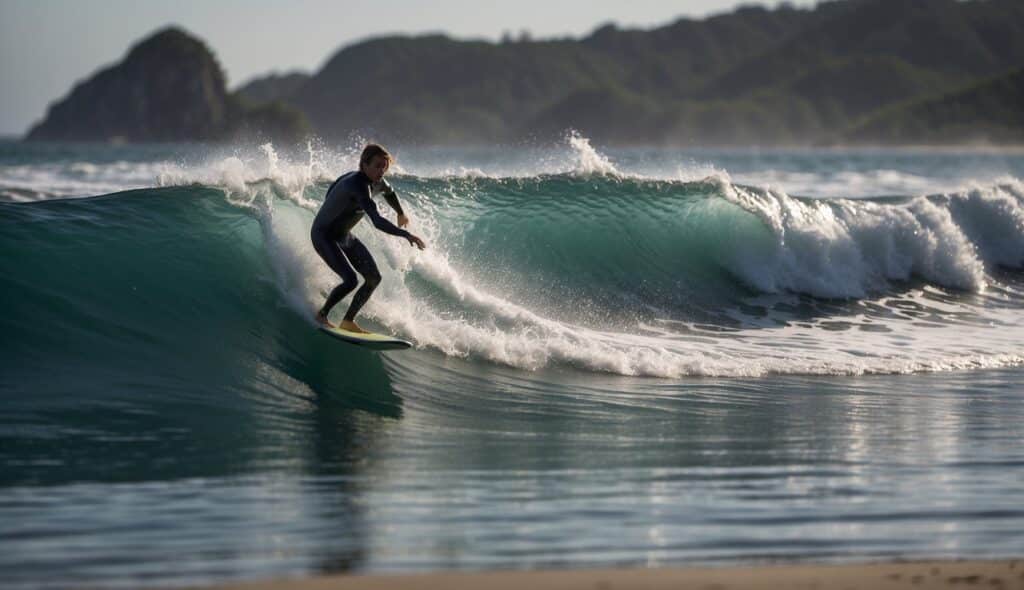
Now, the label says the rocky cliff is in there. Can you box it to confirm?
[26,27,308,143]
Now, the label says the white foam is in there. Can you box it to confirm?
[716,180,1001,298]
[735,168,943,198]
[0,160,173,200]
[156,141,349,209]
[944,179,1024,268]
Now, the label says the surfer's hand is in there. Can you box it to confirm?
[407,234,426,250]
[397,213,409,228]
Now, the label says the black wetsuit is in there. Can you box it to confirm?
[311,170,410,321]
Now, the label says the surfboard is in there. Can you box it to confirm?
[318,326,412,351]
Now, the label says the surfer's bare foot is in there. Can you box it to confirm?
[315,312,334,328]
[340,320,369,333]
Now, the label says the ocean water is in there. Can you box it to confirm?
[1,136,1023,588]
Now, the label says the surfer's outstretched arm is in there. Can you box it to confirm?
[358,190,410,238]
[357,190,426,249]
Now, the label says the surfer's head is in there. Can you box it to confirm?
[359,144,393,182]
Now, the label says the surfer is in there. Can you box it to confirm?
[311,144,426,332]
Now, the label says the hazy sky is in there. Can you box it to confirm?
[0,0,813,135]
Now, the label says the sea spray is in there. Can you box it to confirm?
[567,131,620,176]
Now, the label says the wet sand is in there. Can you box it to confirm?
[209,559,1023,589]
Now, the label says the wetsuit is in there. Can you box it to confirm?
[311,170,410,321]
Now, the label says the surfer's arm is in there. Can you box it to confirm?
[358,191,411,239]
[378,179,405,216]
[379,180,409,227]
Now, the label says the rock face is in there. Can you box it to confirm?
[27,27,232,142]
[236,72,310,105]
[25,27,309,144]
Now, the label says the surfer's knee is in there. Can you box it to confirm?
[363,271,382,290]
[335,276,357,292]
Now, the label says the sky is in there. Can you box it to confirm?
[0,0,814,136]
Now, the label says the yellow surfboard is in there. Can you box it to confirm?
[318,326,412,351]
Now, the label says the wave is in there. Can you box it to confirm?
[141,139,1023,303]
[717,178,1024,297]
[366,173,1024,302]
[2,162,1023,379]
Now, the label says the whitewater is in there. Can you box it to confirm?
[2,136,1023,589]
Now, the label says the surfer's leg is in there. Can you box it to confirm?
[311,231,359,321]
[340,238,381,327]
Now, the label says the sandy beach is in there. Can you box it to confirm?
[210,560,1024,590]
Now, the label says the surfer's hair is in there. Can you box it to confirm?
[360,144,393,167]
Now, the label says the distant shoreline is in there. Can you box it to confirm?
[207,559,1024,590]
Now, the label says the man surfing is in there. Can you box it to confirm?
[311,144,426,332]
